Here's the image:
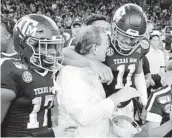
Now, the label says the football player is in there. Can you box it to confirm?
[135,86,172,137]
[62,3,149,136]
[1,14,74,137]
[134,67,172,137]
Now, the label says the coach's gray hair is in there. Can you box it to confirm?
[75,25,106,55]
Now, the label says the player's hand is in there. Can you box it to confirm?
[145,73,155,87]
[52,125,78,137]
[149,78,155,86]
[89,60,113,85]
[140,106,147,124]
[134,123,149,137]
[109,87,141,105]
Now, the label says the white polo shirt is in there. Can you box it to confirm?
[146,47,165,75]
[56,65,114,137]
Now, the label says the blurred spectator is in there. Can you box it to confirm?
[2,0,170,30]
[71,18,83,37]
[1,15,16,54]
[164,34,172,51]
[64,18,83,47]
[146,20,154,38]
[85,14,110,34]
[146,33,166,89]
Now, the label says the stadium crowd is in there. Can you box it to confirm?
[1,0,172,29]
[1,0,172,137]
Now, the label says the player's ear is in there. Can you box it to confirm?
[91,44,97,55]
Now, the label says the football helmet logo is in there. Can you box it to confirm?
[13,14,64,71]
[111,3,147,56]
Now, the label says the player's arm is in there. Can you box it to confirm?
[31,125,77,137]
[62,46,113,84]
[160,52,166,84]
[135,120,172,137]
[63,46,90,67]
[134,59,147,106]
[145,120,172,137]
[1,59,17,123]
[142,56,155,87]
[1,88,16,123]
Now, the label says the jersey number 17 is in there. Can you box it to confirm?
[27,95,54,129]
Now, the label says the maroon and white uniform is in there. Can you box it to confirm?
[1,58,55,137]
[146,85,172,124]
[103,38,150,97]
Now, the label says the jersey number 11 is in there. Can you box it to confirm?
[116,64,136,89]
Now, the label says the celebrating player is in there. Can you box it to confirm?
[1,14,75,137]
[62,3,149,137]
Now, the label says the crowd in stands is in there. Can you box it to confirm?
[1,0,172,29]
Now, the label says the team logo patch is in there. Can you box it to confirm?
[140,39,149,49]
[106,47,114,56]
[22,71,32,83]
[158,95,171,104]
[13,62,28,70]
[163,103,172,114]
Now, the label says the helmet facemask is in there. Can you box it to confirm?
[26,36,64,72]
[111,22,144,56]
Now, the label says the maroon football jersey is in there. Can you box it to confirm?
[1,58,55,137]
[146,85,172,125]
[104,38,149,97]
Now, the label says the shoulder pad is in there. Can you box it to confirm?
[139,37,150,50]
[138,37,150,57]
[1,59,28,73]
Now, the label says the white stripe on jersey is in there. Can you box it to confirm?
[0,58,12,66]
[1,52,17,57]
[146,112,162,122]
[147,86,171,112]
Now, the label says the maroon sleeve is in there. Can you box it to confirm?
[1,59,18,93]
